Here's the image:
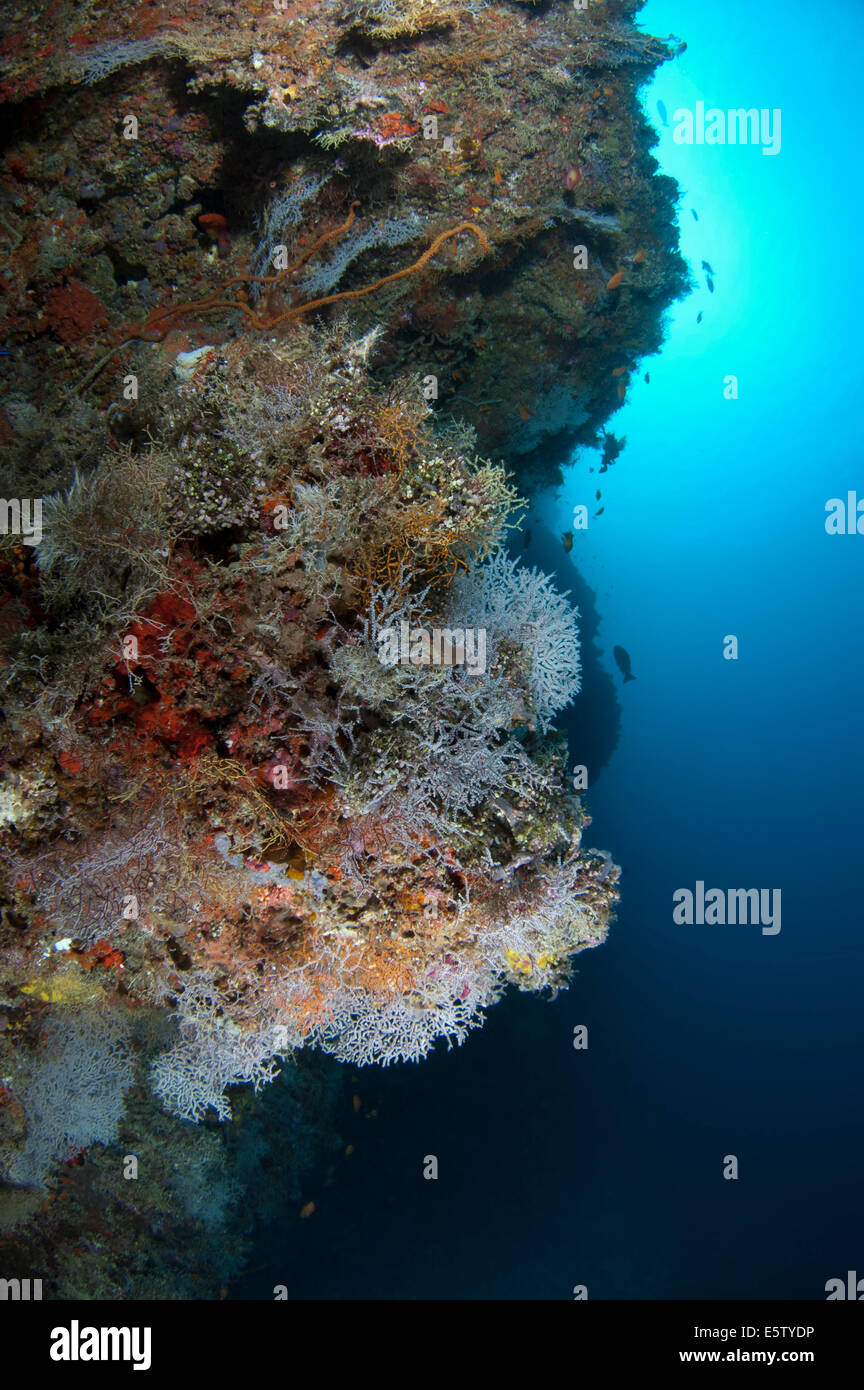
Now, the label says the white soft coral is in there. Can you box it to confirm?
[448,551,581,732]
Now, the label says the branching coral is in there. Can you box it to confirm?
[0,1007,135,1188]
[448,552,583,732]
[150,976,285,1123]
[347,0,462,40]
[34,450,175,616]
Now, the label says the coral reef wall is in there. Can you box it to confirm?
[0,0,681,1296]
[0,323,619,1290]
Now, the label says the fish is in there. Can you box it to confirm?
[523,528,532,547]
[299,1201,316,1219]
[632,248,645,265]
[691,208,699,221]
[493,166,503,185]
[612,365,628,378]
[518,404,534,421]
[617,382,626,401]
[706,274,714,294]
[644,371,650,384]
[697,311,703,324]
[657,99,669,127]
[562,531,573,553]
[594,507,604,518]
[606,270,624,290]
[596,490,601,500]
[613,645,636,683]
[352,1094,362,1112]
[701,259,715,275]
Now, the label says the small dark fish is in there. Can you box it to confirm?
[594,507,604,518]
[691,208,699,222]
[644,371,650,384]
[523,528,532,547]
[657,99,669,127]
[596,490,601,500]
[706,274,715,294]
[561,531,573,553]
[701,259,715,275]
[697,311,703,324]
[613,645,636,683]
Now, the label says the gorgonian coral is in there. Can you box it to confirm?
[0,1007,134,1187]
[447,551,583,732]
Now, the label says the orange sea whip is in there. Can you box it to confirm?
[68,209,490,397]
[263,220,491,329]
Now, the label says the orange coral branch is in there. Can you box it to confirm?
[250,201,362,288]
[124,203,365,343]
[69,209,490,398]
[264,221,491,329]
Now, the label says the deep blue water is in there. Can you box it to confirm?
[242,0,864,1299]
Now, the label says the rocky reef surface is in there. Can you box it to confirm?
[0,0,683,1297]
[0,0,686,479]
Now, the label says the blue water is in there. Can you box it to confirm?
[244,0,864,1299]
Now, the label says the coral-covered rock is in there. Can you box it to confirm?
[1,325,618,1131]
[43,281,107,344]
